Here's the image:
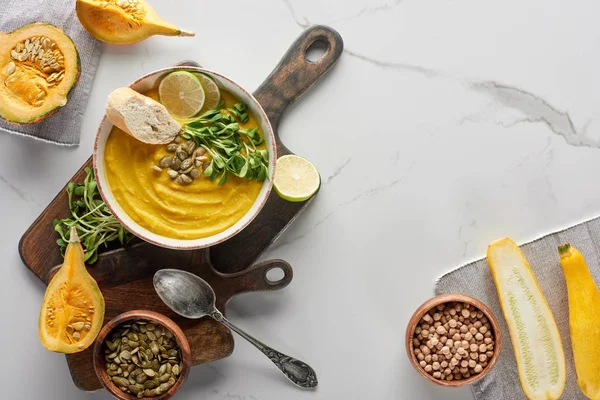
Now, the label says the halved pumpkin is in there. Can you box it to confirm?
[76,0,194,45]
[0,22,80,124]
[39,227,105,354]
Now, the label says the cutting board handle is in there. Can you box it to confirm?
[213,259,293,310]
[253,25,344,153]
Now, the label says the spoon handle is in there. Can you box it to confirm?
[212,312,318,389]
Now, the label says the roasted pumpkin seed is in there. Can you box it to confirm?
[159,156,173,168]
[179,158,193,171]
[103,319,182,397]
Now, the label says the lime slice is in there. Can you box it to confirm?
[158,71,205,118]
[274,155,320,202]
[194,73,221,113]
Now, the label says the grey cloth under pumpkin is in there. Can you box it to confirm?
[0,0,102,145]
[435,218,600,399]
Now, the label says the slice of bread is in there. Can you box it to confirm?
[105,87,181,144]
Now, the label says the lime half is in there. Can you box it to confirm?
[274,155,320,202]
[158,71,205,118]
[195,73,221,113]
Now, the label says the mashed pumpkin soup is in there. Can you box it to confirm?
[104,88,266,240]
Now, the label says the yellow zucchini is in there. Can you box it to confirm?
[487,238,565,400]
[559,244,600,400]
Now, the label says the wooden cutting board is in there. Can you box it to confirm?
[18,25,343,391]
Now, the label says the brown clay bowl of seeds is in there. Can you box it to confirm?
[93,310,191,400]
[405,293,502,387]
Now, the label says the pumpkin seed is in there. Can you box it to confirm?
[176,149,188,161]
[167,349,178,358]
[195,147,206,157]
[170,157,182,170]
[6,62,15,75]
[166,143,178,152]
[135,373,148,384]
[112,377,129,387]
[176,174,193,185]
[190,169,201,179]
[103,319,182,397]
[186,141,197,154]
[128,384,143,395]
[159,382,172,392]
[158,373,170,383]
[181,165,194,175]
[158,364,167,375]
[179,158,193,171]
[144,380,157,389]
[72,321,85,331]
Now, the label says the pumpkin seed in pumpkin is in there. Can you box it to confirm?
[6,62,15,75]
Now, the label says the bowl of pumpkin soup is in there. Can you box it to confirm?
[93,67,276,250]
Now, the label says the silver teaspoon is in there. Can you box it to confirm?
[153,269,318,389]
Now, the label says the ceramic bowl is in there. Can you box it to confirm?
[405,293,502,387]
[93,67,276,250]
[93,310,191,400]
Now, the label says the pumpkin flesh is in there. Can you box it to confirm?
[0,22,80,124]
[76,0,194,44]
[39,228,105,354]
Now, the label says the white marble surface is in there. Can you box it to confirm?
[2,0,600,398]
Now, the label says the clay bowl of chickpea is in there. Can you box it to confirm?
[405,293,502,387]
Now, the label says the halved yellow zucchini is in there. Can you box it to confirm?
[487,238,565,400]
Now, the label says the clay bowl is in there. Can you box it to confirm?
[405,293,502,387]
[93,310,192,400]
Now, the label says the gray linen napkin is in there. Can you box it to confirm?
[0,0,102,145]
[435,218,600,399]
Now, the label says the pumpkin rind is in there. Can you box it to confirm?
[0,22,80,124]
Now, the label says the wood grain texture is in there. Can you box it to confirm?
[18,25,342,392]
[58,242,292,391]
[211,25,344,272]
